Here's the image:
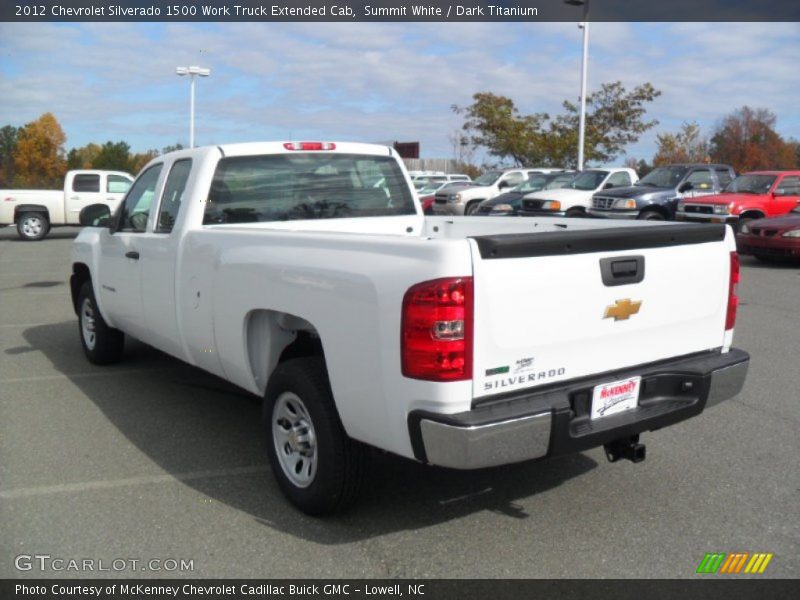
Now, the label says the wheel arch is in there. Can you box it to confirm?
[70,263,92,316]
[245,309,327,397]
[14,204,51,221]
[739,209,765,221]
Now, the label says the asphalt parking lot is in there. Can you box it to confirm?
[0,225,798,579]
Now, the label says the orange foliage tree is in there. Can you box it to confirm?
[710,107,797,172]
[13,113,67,188]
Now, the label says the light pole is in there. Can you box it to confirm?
[565,0,590,170]
[175,65,211,148]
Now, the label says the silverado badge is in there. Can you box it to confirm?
[604,298,642,321]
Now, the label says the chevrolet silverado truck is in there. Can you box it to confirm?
[1,170,133,240]
[588,164,735,221]
[675,171,800,230]
[70,142,750,515]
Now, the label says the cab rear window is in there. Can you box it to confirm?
[203,153,416,224]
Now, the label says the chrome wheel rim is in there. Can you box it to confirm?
[272,392,317,488]
[22,216,43,237]
[81,297,97,351]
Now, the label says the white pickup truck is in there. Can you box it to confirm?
[70,142,749,515]
[1,170,133,240]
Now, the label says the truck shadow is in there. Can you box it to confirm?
[23,321,598,544]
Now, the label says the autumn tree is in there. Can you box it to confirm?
[92,141,133,171]
[709,107,797,172]
[67,143,102,170]
[652,122,709,166]
[129,149,159,174]
[13,113,67,188]
[453,82,661,168]
[0,125,19,187]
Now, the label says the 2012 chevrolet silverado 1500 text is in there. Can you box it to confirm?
[70,142,750,515]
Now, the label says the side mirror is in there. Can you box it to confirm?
[498,180,510,189]
[678,182,694,193]
[79,204,112,227]
[603,182,615,189]
[773,188,786,197]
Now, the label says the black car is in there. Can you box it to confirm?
[475,172,576,216]
[587,164,735,221]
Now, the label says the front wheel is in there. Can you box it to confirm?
[264,357,368,515]
[565,207,585,218]
[77,281,125,365]
[17,212,50,241]
[637,210,665,221]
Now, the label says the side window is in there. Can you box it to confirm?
[156,160,192,233]
[686,169,713,190]
[606,172,632,187]
[119,164,163,233]
[107,175,132,194]
[503,172,524,187]
[775,176,800,196]
[714,169,733,188]
[72,174,100,193]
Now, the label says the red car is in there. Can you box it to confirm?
[419,194,435,215]
[675,170,800,229]
[736,206,800,261]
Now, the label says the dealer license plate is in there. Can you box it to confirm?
[591,376,641,420]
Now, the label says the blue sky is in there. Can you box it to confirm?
[1,21,798,167]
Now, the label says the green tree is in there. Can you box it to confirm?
[0,125,19,187]
[652,122,709,166]
[709,107,796,172]
[92,141,132,171]
[454,82,661,168]
[162,143,184,154]
[13,113,67,188]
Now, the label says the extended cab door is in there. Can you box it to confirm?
[135,159,193,359]
[96,164,163,336]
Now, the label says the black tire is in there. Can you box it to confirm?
[465,201,482,216]
[565,207,585,218]
[16,212,50,241]
[264,357,368,516]
[637,210,665,221]
[77,281,125,365]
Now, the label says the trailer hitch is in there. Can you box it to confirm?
[604,434,646,463]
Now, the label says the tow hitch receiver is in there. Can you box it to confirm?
[604,435,646,463]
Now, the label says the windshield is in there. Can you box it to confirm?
[203,153,416,224]
[417,182,446,195]
[636,166,689,188]
[474,170,503,186]
[570,170,609,191]
[514,176,550,193]
[724,174,777,194]
[546,173,576,189]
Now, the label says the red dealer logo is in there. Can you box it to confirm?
[600,381,637,399]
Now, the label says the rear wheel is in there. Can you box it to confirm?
[16,212,50,241]
[264,357,368,515]
[77,281,125,364]
[637,210,665,221]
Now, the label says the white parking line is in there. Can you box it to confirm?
[0,323,52,329]
[0,466,269,499]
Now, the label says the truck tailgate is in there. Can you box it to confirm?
[469,224,732,400]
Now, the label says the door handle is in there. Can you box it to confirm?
[125,251,140,260]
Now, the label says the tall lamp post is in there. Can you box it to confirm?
[175,65,211,148]
[565,0,590,171]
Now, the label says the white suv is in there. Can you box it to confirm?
[432,168,562,216]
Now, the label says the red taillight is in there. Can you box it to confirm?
[726,251,740,330]
[401,277,473,381]
[283,142,336,151]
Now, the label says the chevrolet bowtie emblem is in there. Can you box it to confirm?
[604,298,642,321]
